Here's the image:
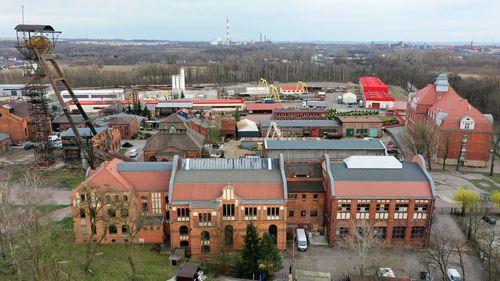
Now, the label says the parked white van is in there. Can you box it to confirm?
[296,228,308,251]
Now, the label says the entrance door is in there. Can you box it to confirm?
[346,128,354,137]
[369,128,378,137]
[372,103,380,109]
[311,128,320,137]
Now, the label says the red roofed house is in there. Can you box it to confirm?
[246,102,283,114]
[323,154,435,248]
[169,157,288,255]
[71,159,173,244]
[0,101,32,142]
[359,76,395,109]
[407,74,494,167]
[280,85,307,95]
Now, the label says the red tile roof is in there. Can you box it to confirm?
[363,90,395,102]
[120,171,171,191]
[335,182,432,198]
[172,183,284,201]
[359,76,389,92]
[280,85,304,91]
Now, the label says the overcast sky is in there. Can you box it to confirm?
[1,0,499,42]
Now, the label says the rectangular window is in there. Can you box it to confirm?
[374,227,387,240]
[300,210,306,217]
[266,207,280,219]
[411,226,425,240]
[301,194,306,199]
[338,204,351,212]
[288,210,294,217]
[151,192,162,214]
[336,227,349,240]
[223,204,235,218]
[141,197,148,213]
[121,208,129,218]
[392,226,406,240]
[414,204,428,213]
[177,208,190,221]
[108,209,116,218]
[313,194,318,199]
[288,194,297,200]
[376,204,389,212]
[356,204,370,213]
[244,207,257,220]
[395,204,408,213]
[198,213,212,225]
[310,210,318,217]
[80,209,86,218]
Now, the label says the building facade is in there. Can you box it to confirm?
[407,74,493,167]
[260,119,341,138]
[336,116,383,138]
[359,76,395,109]
[272,108,328,120]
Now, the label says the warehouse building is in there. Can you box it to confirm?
[237,119,260,138]
[263,139,387,161]
[272,108,328,120]
[246,102,282,114]
[336,116,383,138]
[260,119,341,138]
[359,76,395,109]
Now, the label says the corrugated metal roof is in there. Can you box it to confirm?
[156,101,193,108]
[117,161,172,172]
[343,156,402,169]
[181,158,279,170]
[265,139,386,150]
[261,119,340,128]
[331,162,428,182]
[0,133,10,142]
[60,126,107,137]
[175,170,281,184]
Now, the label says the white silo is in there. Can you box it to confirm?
[180,68,186,92]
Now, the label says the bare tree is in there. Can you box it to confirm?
[477,224,499,280]
[343,220,384,275]
[454,240,467,281]
[421,232,457,281]
[404,120,437,170]
[439,130,454,170]
[74,183,127,275]
[123,189,145,281]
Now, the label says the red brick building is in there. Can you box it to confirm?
[272,108,328,120]
[144,114,206,161]
[169,157,288,255]
[71,160,173,244]
[336,116,384,138]
[407,74,494,167]
[96,113,141,139]
[323,155,435,247]
[0,102,32,143]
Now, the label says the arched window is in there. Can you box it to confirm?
[201,245,210,253]
[224,225,233,247]
[201,231,210,241]
[122,225,129,235]
[180,225,189,235]
[269,225,278,244]
[109,225,117,234]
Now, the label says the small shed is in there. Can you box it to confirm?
[176,262,205,281]
[237,119,260,138]
[342,92,357,104]
[221,118,236,139]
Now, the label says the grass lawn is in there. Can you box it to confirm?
[208,126,221,143]
[118,148,128,155]
[469,174,500,194]
[41,169,86,189]
[388,85,409,100]
[378,115,398,123]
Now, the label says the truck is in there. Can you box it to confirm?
[296,228,308,251]
[302,100,327,108]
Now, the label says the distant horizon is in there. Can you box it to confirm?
[1,0,499,43]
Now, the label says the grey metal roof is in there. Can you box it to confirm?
[117,161,172,172]
[180,158,279,170]
[330,162,428,182]
[260,119,340,128]
[0,133,10,142]
[343,156,402,169]
[265,139,386,150]
[14,24,57,32]
[60,126,107,138]
[240,199,285,204]
[156,101,193,108]
[174,170,282,184]
[189,200,220,209]
[287,181,325,192]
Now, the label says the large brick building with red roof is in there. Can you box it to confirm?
[407,74,494,167]
[71,153,435,255]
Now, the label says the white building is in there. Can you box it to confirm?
[342,92,357,104]
[60,88,125,102]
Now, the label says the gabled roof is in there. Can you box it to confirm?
[143,129,204,151]
[0,101,30,118]
[61,126,107,138]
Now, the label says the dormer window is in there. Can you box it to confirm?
[168,125,177,133]
[460,116,475,130]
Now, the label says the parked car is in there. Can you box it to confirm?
[482,215,496,225]
[296,228,308,252]
[447,268,462,281]
[122,142,134,148]
[128,148,138,158]
[377,268,395,278]
[420,271,432,281]
[10,142,21,146]
[24,143,35,150]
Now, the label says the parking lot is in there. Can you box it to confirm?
[284,214,487,281]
